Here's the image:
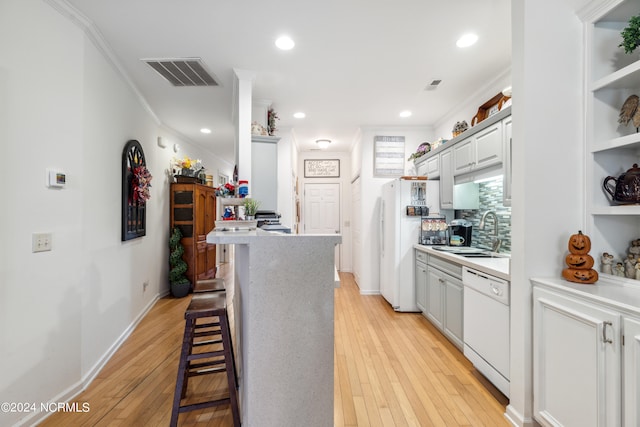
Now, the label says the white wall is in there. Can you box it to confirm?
[433,70,512,142]
[276,127,296,231]
[0,1,231,425]
[352,126,432,294]
[507,0,586,425]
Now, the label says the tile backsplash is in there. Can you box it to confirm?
[457,177,511,252]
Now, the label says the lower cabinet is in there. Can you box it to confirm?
[415,250,428,312]
[533,282,640,427]
[443,277,463,349]
[624,317,640,427]
[416,251,463,350]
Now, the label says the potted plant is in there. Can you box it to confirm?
[620,15,640,54]
[169,227,191,297]
[243,198,261,220]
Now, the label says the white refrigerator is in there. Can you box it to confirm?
[380,178,440,311]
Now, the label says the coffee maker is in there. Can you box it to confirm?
[448,219,472,246]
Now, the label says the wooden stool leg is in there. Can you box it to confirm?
[170,316,195,427]
[219,312,241,427]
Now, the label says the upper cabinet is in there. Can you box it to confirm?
[453,122,503,176]
[581,0,640,269]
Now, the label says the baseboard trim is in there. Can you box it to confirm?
[82,294,160,387]
[505,404,537,427]
[359,290,381,296]
[15,294,160,427]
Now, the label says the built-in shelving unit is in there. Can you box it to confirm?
[582,0,640,273]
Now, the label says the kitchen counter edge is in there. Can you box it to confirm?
[414,244,510,281]
[531,276,640,318]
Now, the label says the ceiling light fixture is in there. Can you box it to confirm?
[399,110,412,118]
[293,112,306,119]
[456,33,478,48]
[316,139,331,149]
[200,128,211,134]
[275,36,295,50]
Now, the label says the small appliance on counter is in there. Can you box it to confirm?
[420,216,447,245]
[448,219,472,246]
[255,210,291,233]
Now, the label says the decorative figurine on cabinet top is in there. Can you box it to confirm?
[601,252,614,275]
[562,230,598,284]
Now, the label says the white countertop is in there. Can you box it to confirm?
[531,276,640,317]
[414,244,510,281]
[207,228,341,245]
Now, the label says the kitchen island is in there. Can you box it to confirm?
[206,229,341,427]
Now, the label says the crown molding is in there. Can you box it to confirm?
[44,0,161,125]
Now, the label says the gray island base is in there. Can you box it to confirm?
[206,229,341,427]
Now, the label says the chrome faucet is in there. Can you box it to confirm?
[479,210,502,252]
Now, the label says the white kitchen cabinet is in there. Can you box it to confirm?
[415,158,428,176]
[426,155,439,179]
[424,254,463,350]
[439,149,453,209]
[415,250,428,312]
[443,275,464,350]
[580,0,640,266]
[452,137,474,176]
[502,115,512,206]
[533,284,622,427]
[624,317,640,427]
[426,266,444,330]
[453,122,503,177]
[475,122,503,169]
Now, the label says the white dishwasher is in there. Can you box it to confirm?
[462,266,510,397]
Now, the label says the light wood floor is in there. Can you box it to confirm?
[41,267,508,426]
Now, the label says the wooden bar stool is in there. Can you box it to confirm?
[170,292,240,427]
[193,278,226,293]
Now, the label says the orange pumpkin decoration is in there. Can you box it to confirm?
[565,253,595,270]
[562,268,599,283]
[568,230,591,255]
[563,230,598,284]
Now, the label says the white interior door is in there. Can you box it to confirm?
[304,183,341,268]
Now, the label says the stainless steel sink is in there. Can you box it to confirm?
[461,252,510,259]
[432,246,509,258]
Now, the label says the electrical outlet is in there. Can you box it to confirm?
[32,233,52,252]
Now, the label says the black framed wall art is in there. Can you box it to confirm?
[122,139,151,241]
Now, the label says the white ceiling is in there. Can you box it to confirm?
[64,0,511,165]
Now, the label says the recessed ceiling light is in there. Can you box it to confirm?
[456,33,478,48]
[275,36,295,50]
[293,112,306,119]
[399,110,412,118]
[200,128,211,134]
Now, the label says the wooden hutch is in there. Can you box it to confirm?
[170,182,217,284]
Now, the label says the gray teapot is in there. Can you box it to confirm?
[603,163,640,204]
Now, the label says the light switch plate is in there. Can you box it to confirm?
[32,233,52,252]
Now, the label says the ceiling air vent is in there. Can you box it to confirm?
[142,57,220,87]
[424,79,442,91]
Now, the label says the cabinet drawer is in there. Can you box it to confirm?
[415,250,428,263]
[429,255,462,279]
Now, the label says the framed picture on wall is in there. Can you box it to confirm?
[304,159,340,178]
[374,135,405,177]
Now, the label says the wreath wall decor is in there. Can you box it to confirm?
[122,140,151,241]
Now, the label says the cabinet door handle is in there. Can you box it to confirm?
[602,321,613,344]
